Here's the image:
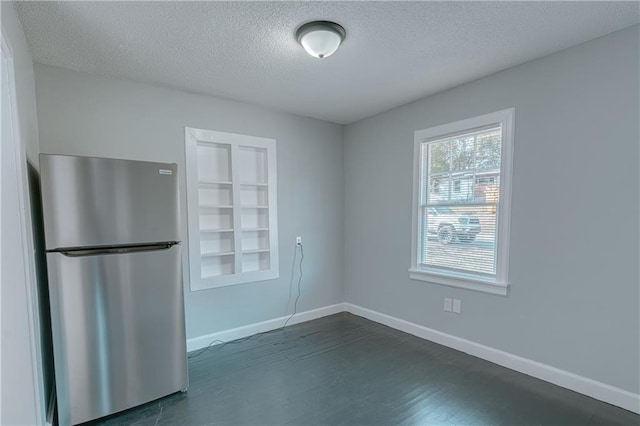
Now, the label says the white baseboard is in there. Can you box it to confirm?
[187,303,345,352]
[344,303,640,414]
[186,301,639,414]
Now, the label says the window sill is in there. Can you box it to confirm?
[408,268,509,296]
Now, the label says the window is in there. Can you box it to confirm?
[409,109,514,295]
[185,127,279,290]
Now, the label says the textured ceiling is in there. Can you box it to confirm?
[15,1,640,125]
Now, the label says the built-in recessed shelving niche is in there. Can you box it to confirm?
[201,256,234,278]
[242,252,270,273]
[242,229,269,251]
[200,233,234,257]
[185,127,279,290]
[240,185,268,206]
[197,143,231,183]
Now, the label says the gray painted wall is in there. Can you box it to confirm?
[29,20,640,402]
[344,25,639,394]
[34,64,345,339]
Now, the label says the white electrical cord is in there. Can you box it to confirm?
[189,242,305,359]
[283,243,304,329]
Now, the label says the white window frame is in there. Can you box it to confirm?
[409,108,514,296]
[185,127,279,290]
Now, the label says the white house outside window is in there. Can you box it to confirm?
[409,109,514,296]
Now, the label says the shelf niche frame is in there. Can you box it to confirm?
[185,127,279,290]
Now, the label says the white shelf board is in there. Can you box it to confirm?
[198,180,233,186]
[200,228,234,233]
[200,204,234,209]
[242,249,270,254]
[202,272,234,279]
[201,251,235,258]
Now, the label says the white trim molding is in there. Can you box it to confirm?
[187,303,345,352]
[1,30,47,425]
[344,303,640,414]
[408,268,508,296]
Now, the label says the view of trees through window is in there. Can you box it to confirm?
[420,126,502,276]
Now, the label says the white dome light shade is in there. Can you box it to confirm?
[300,30,342,58]
[296,21,346,59]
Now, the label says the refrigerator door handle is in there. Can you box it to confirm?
[57,242,179,257]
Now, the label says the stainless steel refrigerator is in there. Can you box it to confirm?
[40,154,188,425]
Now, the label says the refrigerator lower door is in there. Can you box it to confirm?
[47,245,188,425]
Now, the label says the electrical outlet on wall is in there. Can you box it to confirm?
[444,298,452,312]
[453,299,462,314]
[296,236,302,245]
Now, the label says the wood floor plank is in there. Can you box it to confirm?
[93,313,640,426]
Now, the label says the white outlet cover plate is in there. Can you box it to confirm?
[453,299,462,314]
[444,298,452,312]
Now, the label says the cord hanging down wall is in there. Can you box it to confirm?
[284,242,304,329]
[188,242,304,360]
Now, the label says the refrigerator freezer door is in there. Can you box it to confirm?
[40,154,180,250]
[47,245,188,425]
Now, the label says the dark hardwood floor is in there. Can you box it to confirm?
[95,313,639,425]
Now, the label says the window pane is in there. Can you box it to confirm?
[475,129,501,171]
[421,205,497,275]
[450,136,474,172]
[420,125,502,277]
[428,174,475,204]
[473,175,500,204]
[427,174,443,203]
[428,142,449,173]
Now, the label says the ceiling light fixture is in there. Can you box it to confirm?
[296,21,346,59]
